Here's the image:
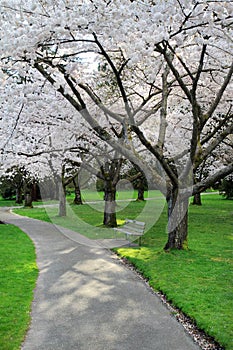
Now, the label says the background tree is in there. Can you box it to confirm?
[220,175,233,200]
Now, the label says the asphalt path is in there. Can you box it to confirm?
[0,208,200,350]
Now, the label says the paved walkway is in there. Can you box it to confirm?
[1,208,200,350]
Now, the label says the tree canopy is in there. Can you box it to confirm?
[0,0,232,249]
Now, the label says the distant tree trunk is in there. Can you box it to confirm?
[136,181,145,201]
[51,178,59,200]
[15,187,23,204]
[31,182,39,201]
[58,182,66,216]
[73,176,83,205]
[24,183,33,208]
[103,179,117,227]
[164,187,189,250]
[192,193,202,205]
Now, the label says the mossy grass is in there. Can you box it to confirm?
[0,224,38,350]
[11,192,233,349]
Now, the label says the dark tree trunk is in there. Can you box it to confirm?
[164,187,189,250]
[24,184,33,208]
[103,180,117,227]
[136,185,145,201]
[100,158,123,227]
[58,182,66,216]
[192,192,202,205]
[73,177,83,205]
[31,182,39,201]
[15,187,23,204]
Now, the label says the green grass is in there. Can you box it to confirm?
[0,199,22,207]
[0,224,38,350]
[13,191,166,240]
[10,192,233,349]
[0,190,162,207]
[117,194,233,350]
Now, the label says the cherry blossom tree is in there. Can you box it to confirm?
[1,0,232,249]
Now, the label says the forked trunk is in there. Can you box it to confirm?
[164,188,189,250]
[103,181,117,227]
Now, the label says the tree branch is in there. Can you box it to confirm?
[193,162,233,195]
[78,83,124,123]
[92,32,134,122]
[195,122,233,170]
[206,61,233,120]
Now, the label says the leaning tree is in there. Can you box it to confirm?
[1,0,232,249]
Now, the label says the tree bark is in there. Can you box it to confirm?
[58,182,66,216]
[31,182,39,201]
[15,187,23,204]
[24,184,33,208]
[164,187,189,250]
[73,177,83,205]
[192,193,202,205]
[103,180,117,227]
[136,186,145,201]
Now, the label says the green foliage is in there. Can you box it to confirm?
[96,178,104,192]
[0,197,21,207]
[0,178,15,199]
[0,225,38,350]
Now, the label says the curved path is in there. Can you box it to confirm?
[1,208,200,350]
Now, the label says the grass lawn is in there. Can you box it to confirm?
[0,224,38,350]
[117,194,233,350]
[10,192,233,349]
[0,199,22,207]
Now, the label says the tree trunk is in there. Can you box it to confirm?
[136,185,145,201]
[15,187,23,204]
[164,187,189,250]
[73,177,83,205]
[103,180,117,227]
[58,182,66,216]
[192,192,202,205]
[24,184,33,208]
[50,179,59,200]
[31,182,39,201]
